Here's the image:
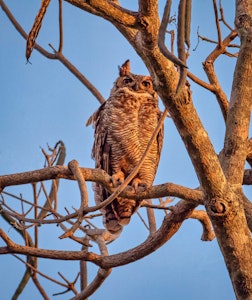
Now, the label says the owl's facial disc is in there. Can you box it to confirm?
[120,76,153,94]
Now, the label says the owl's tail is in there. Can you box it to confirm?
[104,198,139,233]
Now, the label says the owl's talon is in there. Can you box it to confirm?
[112,171,125,187]
[138,184,148,192]
[131,178,149,192]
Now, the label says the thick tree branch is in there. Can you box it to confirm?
[221,17,252,184]
[0,166,203,204]
[66,0,138,27]
[204,4,252,298]
[122,4,228,199]
[139,0,157,16]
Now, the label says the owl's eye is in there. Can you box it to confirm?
[123,77,133,85]
[142,80,151,88]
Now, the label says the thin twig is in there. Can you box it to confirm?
[32,275,50,300]
[158,0,187,69]
[0,200,198,269]
[11,269,32,300]
[219,1,233,31]
[0,201,35,298]
[70,236,112,300]
[141,200,173,211]
[53,272,79,296]
[203,30,238,121]
[188,210,215,241]
[184,0,192,48]
[38,141,65,219]
[213,0,222,46]
[60,160,89,239]
[80,237,89,295]
[187,70,215,92]
[145,199,156,234]
[58,0,63,53]
[177,0,186,62]
[0,0,105,104]
[137,211,149,231]
[176,0,192,94]
[13,254,69,288]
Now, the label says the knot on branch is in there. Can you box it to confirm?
[207,198,227,217]
[235,14,252,40]
[235,13,252,29]
[137,13,149,29]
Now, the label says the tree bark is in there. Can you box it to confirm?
[210,1,252,298]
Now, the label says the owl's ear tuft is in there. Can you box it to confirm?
[119,59,130,76]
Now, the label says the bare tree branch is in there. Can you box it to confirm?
[0,200,197,269]
[60,160,89,239]
[212,0,222,47]
[0,166,204,204]
[26,0,51,61]
[188,210,215,241]
[158,0,187,69]
[0,0,105,104]
[176,0,189,95]
[71,236,111,300]
[203,30,238,121]
[187,70,215,92]
[66,0,139,28]
[145,199,157,235]
[221,14,251,184]
[58,0,63,53]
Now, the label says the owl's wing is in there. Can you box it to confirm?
[87,104,124,234]
[86,103,110,173]
[93,106,110,174]
[157,110,164,158]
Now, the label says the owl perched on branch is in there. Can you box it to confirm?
[87,60,163,234]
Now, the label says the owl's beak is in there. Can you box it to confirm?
[132,83,138,91]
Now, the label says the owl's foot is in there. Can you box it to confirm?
[112,171,125,187]
[131,178,149,192]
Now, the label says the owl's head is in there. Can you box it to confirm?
[111,60,157,98]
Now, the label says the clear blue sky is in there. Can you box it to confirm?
[0,1,243,299]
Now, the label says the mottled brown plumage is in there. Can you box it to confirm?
[87,60,163,233]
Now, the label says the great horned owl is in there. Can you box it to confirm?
[87,60,163,234]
